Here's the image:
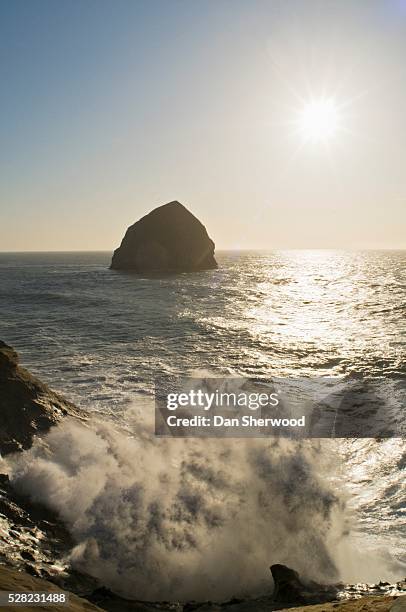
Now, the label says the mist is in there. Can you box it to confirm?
[6,399,355,601]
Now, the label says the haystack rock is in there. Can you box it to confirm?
[110,201,218,272]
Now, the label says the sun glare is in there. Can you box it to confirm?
[297,98,341,143]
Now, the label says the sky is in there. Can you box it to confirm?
[1,0,406,251]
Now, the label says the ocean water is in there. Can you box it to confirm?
[0,250,405,599]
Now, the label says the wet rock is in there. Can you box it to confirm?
[270,563,339,605]
[111,201,217,272]
[271,564,308,603]
[0,487,99,597]
[20,550,36,562]
[0,340,81,456]
[0,341,19,369]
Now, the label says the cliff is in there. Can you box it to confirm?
[0,340,81,456]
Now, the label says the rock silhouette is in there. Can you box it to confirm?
[0,340,80,456]
[270,564,340,605]
[111,201,217,272]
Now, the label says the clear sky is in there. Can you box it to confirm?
[1,0,406,250]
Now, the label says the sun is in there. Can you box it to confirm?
[297,98,341,143]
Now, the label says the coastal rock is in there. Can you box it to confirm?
[270,564,339,605]
[0,340,80,456]
[0,471,97,593]
[271,564,308,603]
[110,201,217,272]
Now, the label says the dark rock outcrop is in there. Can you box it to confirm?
[0,340,80,456]
[270,564,340,605]
[110,201,217,272]
[271,564,308,603]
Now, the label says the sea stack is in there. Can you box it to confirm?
[110,201,218,272]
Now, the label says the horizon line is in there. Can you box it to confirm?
[0,247,405,254]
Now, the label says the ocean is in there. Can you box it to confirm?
[0,250,405,600]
